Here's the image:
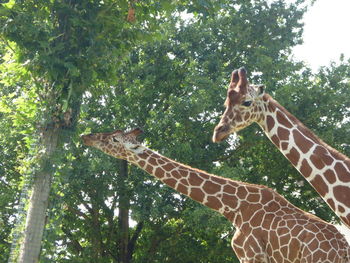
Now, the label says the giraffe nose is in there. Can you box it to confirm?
[212,124,229,143]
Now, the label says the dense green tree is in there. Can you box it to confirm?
[0,0,218,262]
[2,0,349,262]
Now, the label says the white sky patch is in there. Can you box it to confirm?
[293,0,350,71]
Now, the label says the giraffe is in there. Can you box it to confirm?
[82,128,350,262]
[212,67,350,228]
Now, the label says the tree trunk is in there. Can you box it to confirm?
[18,96,81,262]
[18,127,59,263]
[118,160,130,263]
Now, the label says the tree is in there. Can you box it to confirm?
[3,0,347,262]
[0,0,217,262]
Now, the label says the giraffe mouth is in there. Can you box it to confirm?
[81,134,94,146]
[212,129,230,143]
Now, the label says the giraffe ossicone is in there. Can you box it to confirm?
[213,67,350,228]
[82,128,350,262]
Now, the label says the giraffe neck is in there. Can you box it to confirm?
[258,94,350,227]
[123,146,260,226]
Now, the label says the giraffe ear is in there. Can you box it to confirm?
[126,128,144,137]
[258,84,265,96]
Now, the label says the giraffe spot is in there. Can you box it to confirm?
[247,193,260,203]
[223,211,235,222]
[157,158,166,165]
[276,110,293,128]
[244,112,250,121]
[338,205,346,213]
[314,146,334,165]
[324,169,336,184]
[138,160,146,168]
[334,185,350,207]
[293,129,313,154]
[148,157,157,166]
[155,168,165,178]
[281,142,288,151]
[189,188,204,203]
[145,164,154,174]
[178,169,190,178]
[265,201,279,213]
[211,176,226,184]
[335,163,350,182]
[236,187,248,199]
[228,111,234,119]
[271,135,280,147]
[180,178,189,186]
[203,181,221,194]
[249,209,264,227]
[277,127,290,141]
[261,188,273,202]
[188,173,203,186]
[300,159,312,177]
[261,213,274,229]
[268,101,276,112]
[162,163,177,171]
[310,153,325,170]
[206,196,222,210]
[266,115,275,132]
[286,147,300,166]
[341,215,350,227]
[269,230,279,250]
[223,184,236,195]
[327,198,336,211]
[311,174,328,197]
[222,193,238,209]
[234,111,242,122]
[199,172,209,179]
[163,178,177,188]
[176,183,188,195]
[172,170,182,179]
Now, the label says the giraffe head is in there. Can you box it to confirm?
[212,67,265,142]
[81,128,144,159]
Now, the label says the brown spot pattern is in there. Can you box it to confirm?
[300,159,312,177]
[293,129,313,154]
[311,175,329,197]
[266,115,275,132]
[277,127,290,141]
[276,111,293,128]
[286,147,300,166]
[335,163,350,182]
[203,181,221,194]
[334,185,350,207]
[324,169,336,184]
[310,154,325,170]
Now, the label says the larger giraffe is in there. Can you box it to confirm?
[212,67,350,228]
[82,128,350,262]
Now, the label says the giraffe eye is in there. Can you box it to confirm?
[112,137,119,143]
[242,101,252,107]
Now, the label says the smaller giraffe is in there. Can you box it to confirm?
[82,128,350,262]
[212,67,350,228]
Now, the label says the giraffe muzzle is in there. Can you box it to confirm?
[212,125,230,143]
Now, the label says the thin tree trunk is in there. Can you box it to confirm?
[18,96,81,262]
[18,127,59,263]
[118,160,130,263]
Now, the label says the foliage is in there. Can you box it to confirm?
[1,0,349,262]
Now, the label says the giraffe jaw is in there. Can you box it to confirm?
[81,134,95,146]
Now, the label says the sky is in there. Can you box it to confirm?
[292,0,350,70]
[292,0,350,239]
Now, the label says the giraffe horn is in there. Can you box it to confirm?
[126,128,144,137]
[230,69,239,88]
[237,67,248,94]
